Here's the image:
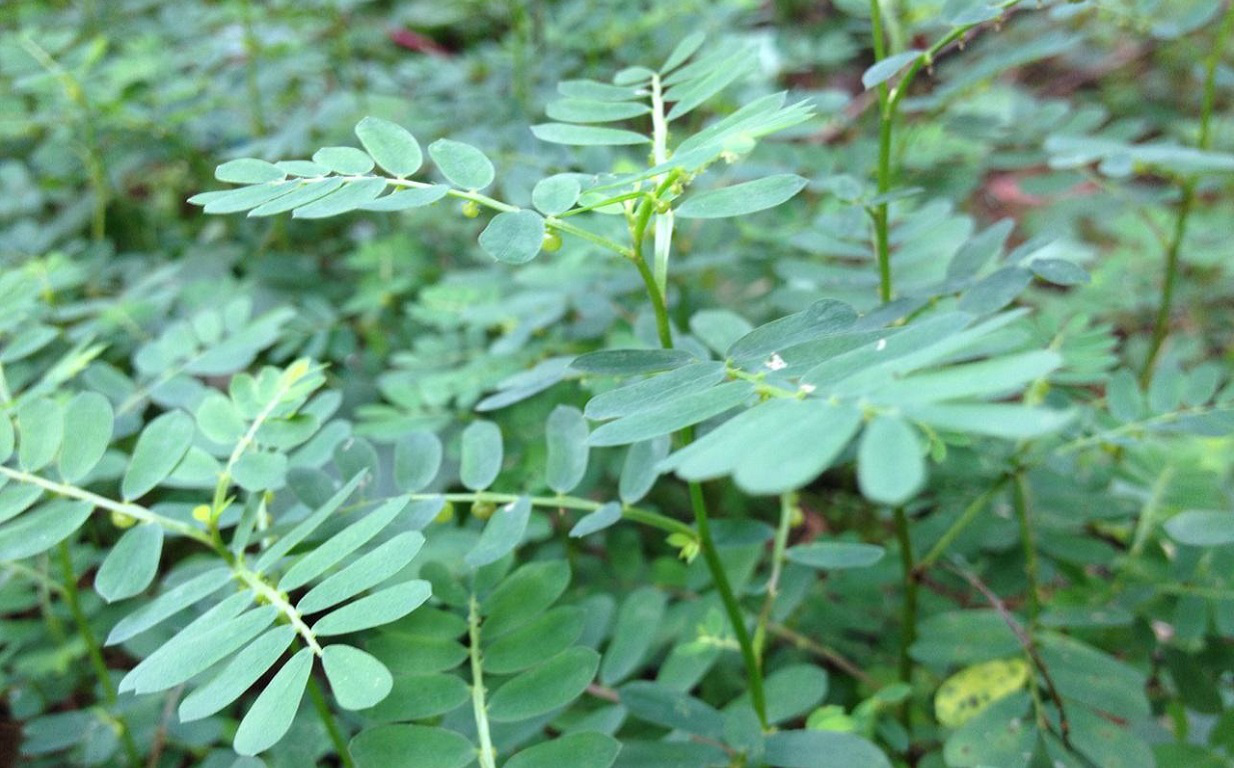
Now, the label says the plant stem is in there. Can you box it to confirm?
[239,0,266,137]
[753,493,796,661]
[914,480,1006,573]
[1011,473,1041,627]
[1140,1,1234,385]
[417,492,696,539]
[869,0,894,303]
[306,674,354,768]
[689,480,769,730]
[56,541,141,766]
[649,74,674,295]
[468,596,498,768]
[892,507,917,686]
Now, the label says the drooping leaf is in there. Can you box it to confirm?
[355,117,423,177]
[464,496,531,568]
[570,502,624,538]
[16,397,63,472]
[234,647,315,755]
[478,210,545,265]
[861,50,923,89]
[121,410,195,500]
[856,416,925,506]
[600,587,667,685]
[460,421,503,491]
[322,644,394,710]
[179,626,296,722]
[428,139,495,189]
[545,406,589,494]
[94,523,163,602]
[675,175,807,219]
[0,499,92,561]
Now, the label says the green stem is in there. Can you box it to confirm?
[468,596,498,768]
[1141,1,1234,385]
[418,492,696,539]
[240,0,266,137]
[915,480,1007,573]
[893,508,917,686]
[869,0,894,303]
[690,481,769,730]
[56,541,141,766]
[1012,473,1041,627]
[753,493,796,661]
[307,674,354,768]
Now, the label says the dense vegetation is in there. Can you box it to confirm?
[2,0,1233,766]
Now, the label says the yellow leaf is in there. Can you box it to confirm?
[934,657,1030,728]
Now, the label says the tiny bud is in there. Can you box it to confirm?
[192,505,212,523]
[111,510,137,529]
[435,501,456,524]
[542,231,563,252]
[462,200,481,218]
[472,500,496,520]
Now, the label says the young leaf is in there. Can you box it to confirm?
[311,579,432,636]
[179,626,296,722]
[216,158,286,184]
[393,431,443,492]
[312,146,376,175]
[487,647,600,722]
[234,647,315,755]
[478,210,545,265]
[460,421,503,491]
[857,416,925,506]
[464,496,532,568]
[570,501,623,538]
[661,31,706,73]
[861,50,923,89]
[355,117,423,177]
[675,174,807,219]
[428,139,494,189]
[504,732,621,768]
[321,644,393,710]
[95,523,163,602]
[16,397,64,472]
[297,531,425,615]
[121,410,195,500]
[531,123,650,146]
[545,406,589,494]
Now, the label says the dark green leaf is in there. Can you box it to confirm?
[765,730,891,768]
[786,541,884,569]
[485,606,585,674]
[600,587,666,685]
[349,725,475,768]
[487,647,600,722]
[505,732,621,768]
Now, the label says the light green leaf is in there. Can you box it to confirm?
[195,391,246,445]
[545,99,651,124]
[0,499,92,561]
[869,351,1061,405]
[906,403,1074,438]
[95,523,163,602]
[531,123,650,146]
[355,117,423,177]
[298,531,425,615]
[249,178,344,217]
[232,451,287,492]
[121,410,195,500]
[478,210,545,265]
[664,59,754,121]
[292,177,388,219]
[619,437,670,504]
[322,645,393,710]
[360,184,449,211]
[676,174,807,219]
[785,541,885,570]
[428,139,494,189]
[460,421,503,491]
[587,381,753,447]
[557,79,641,101]
[600,587,666,685]
[614,66,655,85]
[216,158,286,184]
[661,31,706,73]
[202,182,297,214]
[234,647,315,756]
[393,431,442,492]
[17,397,63,472]
[1164,510,1234,547]
[254,473,366,573]
[532,174,583,215]
[279,496,410,591]
[106,566,232,645]
[570,501,624,538]
[857,416,925,506]
[586,362,726,421]
[862,50,923,89]
[505,732,621,768]
[0,414,12,463]
[349,725,475,768]
[277,160,329,177]
[487,647,600,722]
[727,299,856,365]
[464,496,531,568]
[312,146,375,175]
[179,626,296,722]
[312,580,431,636]
[546,406,589,494]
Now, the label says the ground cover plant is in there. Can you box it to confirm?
[1,0,1233,766]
